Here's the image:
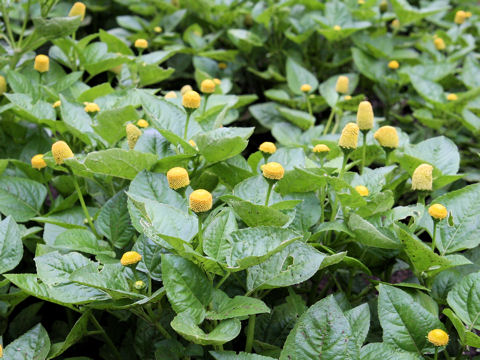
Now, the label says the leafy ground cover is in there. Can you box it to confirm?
[1,0,480,359]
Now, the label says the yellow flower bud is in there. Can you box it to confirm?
[355,185,369,197]
[126,123,142,150]
[137,119,149,128]
[262,162,285,180]
[200,79,216,94]
[300,84,312,93]
[213,78,221,85]
[411,164,433,191]
[166,167,190,190]
[218,62,227,70]
[182,90,201,109]
[428,204,448,220]
[427,329,449,347]
[333,25,341,31]
[374,126,399,148]
[180,85,193,95]
[391,19,400,28]
[358,0,365,4]
[134,39,148,49]
[120,251,142,266]
[0,75,6,95]
[388,60,399,70]
[434,38,446,50]
[335,76,349,94]
[356,101,374,130]
[189,189,213,213]
[465,11,472,18]
[189,139,197,148]
[154,26,162,33]
[51,141,74,165]
[134,280,146,289]
[0,344,2,357]
[313,144,330,153]
[379,0,388,12]
[259,142,276,154]
[68,2,86,21]
[339,123,359,149]
[52,100,61,108]
[164,91,177,99]
[31,154,47,170]
[34,55,49,73]
[454,10,467,24]
[447,93,458,101]
[84,102,100,113]
[344,95,352,100]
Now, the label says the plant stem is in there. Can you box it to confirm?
[434,347,438,360]
[1,1,16,48]
[89,314,122,359]
[323,108,335,135]
[431,221,437,251]
[418,192,426,205]
[202,94,209,114]
[183,111,192,140]
[305,94,312,117]
[196,215,204,253]
[361,131,367,175]
[245,314,256,353]
[265,181,274,206]
[72,174,98,237]
[339,151,349,179]
[18,0,31,47]
[215,272,230,289]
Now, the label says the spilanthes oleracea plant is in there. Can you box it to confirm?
[34,54,49,73]
[166,167,190,191]
[31,154,47,169]
[0,75,6,95]
[120,251,142,266]
[126,123,142,150]
[335,76,349,94]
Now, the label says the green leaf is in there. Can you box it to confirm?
[320,73,358,107]
[138,65,175,86]
[447,272,480,331]
[275,168,327,195]
[280,295,360,359]
[206,289,270,320]
[32,16,81,39]
[227,29,263,52]
[346,303,371,347]
[0,216,23,274]
[378,284,444,354]
[99,29,133,55]
[93,106,138,145]
[171,313,241,345]
[286,57,318,95]
[210,351,276,360]
[203,208,237,263]
[47,312,90,359]
[361,343,423,360]
[54,229,115,257]
[3,323,50,360]
[348,213,400,249]
[408,74,444,104]
[442,308,465,343]
[35,251,92,286]
[193,127,254,163]
[77,83,114,102]
[59,95,96,145]
[162,254,213,324]
[0,176,47,222]
[352,47,386,82]
[390,0,449,26]
[133,235,164,281]
[276,107,315,130]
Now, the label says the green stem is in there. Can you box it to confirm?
[196,215,204,253]
[183,111,192,140]
[18,0,31,47]
[418,192,426,205]
[331,111,341,134]
[431,221,437,251]
[202,94,210,114]
[148,275,152,297]
[89,314,122,359]
[434,347,438,360]
[323,108,335,135]
[245,314,256,353]
[72,175,98,237]
[265,181,274,206]
[361,131,367,175]
[305,94,313,117]
[215,273,230,289]
[1,0,15,47]
[339,151,349,179]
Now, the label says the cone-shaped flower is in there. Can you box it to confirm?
[344,95,352,100]
[434,38,446,50]
[52,100,61,108]
[335,76,349,94]
[411,164,433,191]
[333,25,341,31]
[447,93,458,101]
[167,167,190,190]
[134,39,148,49]
[454,10,466,24]
[34,55,49,73]
[189,139,197,148]
[137,119,149,128]
[427,329,449,347]
[355,185,369,197]
[213,78,221,85]
[68,2,86,20]
[180,85,192,95]
[391,19,400,28]
[52,141,74,165]
[259,142,276,154]
[120,251,142,266]
[388,60,399,69]
[154,26,162,33]
[182,90,201,109]
[428,204,448,220]
[357,101,374,131]
[84,102,100,113]
[134,280,146,289]
[313,144,330,153]
[200,79,216,94]
[300,84,312,93]
[126,123,142,150]
[0,75,6,95]
[189,189,213,213]
[262,162,284,180]
[165,91,177,99]
[338,123,359,149]
[374,126,399,148]
[31,154,47,169]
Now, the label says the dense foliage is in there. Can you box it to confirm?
[1,0,480,359]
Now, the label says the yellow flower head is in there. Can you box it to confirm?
[200,79,216,94]
[164,91,177,99]
[454,10,467,24]
[180,85,193,95]
[313,144,330,153]
[357,101,374,130]
[333,25,341,31]
[262,162,285,180]
[52,141,74,165]
[154,26,162,33]
[218,62,227,70]
[428,204,448,220]
[137,119,149,128]
[427,329,449,347]
[84,102,100,113]
[213,78,221,85]
[34,54,49,73]
[259,142,276,154]
[182,90,201,109]
[300,84,312,93]
[166,167,190,190]
[388,60,399,70]
[0,75,6,95]
[338,123,359,149]
[358,0,365,4]
[126,123,142,150]
[434,37,446,50]
[189,139,197,148]
[134,39,148,49]
[465,11,472,18]
[447,93,458,101]
[189,189,213,213]
[374,126,399,148]
[335,76,349,94]
[344,95,352,100]
[52,100,61,108]
[134,280,146,289]
[355,185,369,197]
[411,164,433,191]
[0,344,2,357]
[68,2,86,20]
[31,154,47,170]
[120,251,142,266]
[391,19,400,28]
